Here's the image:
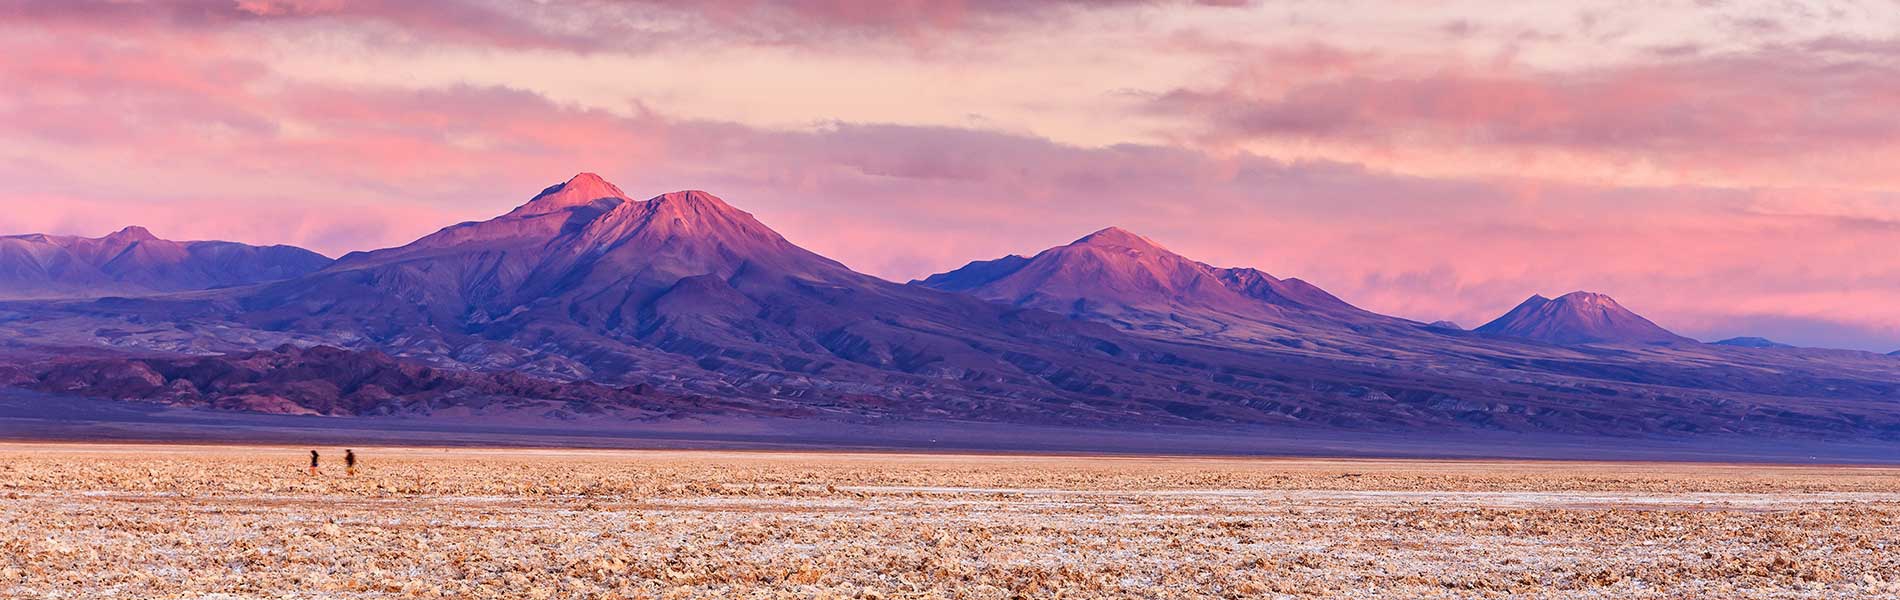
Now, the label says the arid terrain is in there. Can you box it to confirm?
[1,444,1896,598]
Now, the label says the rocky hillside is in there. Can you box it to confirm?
[21,345,752,420]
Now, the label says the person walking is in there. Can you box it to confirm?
[308,450,320,476]
[345,449,357,477]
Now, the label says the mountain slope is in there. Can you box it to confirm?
[912,227,1395,341]
[0,226,330,299]
[1475,292,1694,345]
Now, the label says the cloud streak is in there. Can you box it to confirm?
[3,0,1226,51]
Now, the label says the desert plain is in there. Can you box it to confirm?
[0,443,1895,599]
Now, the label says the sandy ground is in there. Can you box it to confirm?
[0,444,1896,599]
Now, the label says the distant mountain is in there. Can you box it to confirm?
[912,226,1389,340]
[1713,336,1794,349]
[1475,292,1693,345]
[0,226,329,299]
[1426,321,1463,330]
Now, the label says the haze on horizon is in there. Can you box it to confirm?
[3,0,1899,351]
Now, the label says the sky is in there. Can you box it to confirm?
[4,0,1900,351]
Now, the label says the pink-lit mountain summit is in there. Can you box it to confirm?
[915,225,1388,340]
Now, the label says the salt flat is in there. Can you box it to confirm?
[0,444,1895,598]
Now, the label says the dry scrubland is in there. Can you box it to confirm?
[0,445,1896,599]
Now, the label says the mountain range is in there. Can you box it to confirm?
[4,173,1899,454]
[0,226,330,299]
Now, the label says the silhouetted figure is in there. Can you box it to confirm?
[309,450,320,476]
[345,449,357,477]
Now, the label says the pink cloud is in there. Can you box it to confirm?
[1153,42,1900,187]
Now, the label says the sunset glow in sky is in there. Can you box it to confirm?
[5,1,1900,350]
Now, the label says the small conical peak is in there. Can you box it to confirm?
[1071,227,1165,251]
[104,226,158,242]
[1478,289,1689,345]
[506,172,632,218]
